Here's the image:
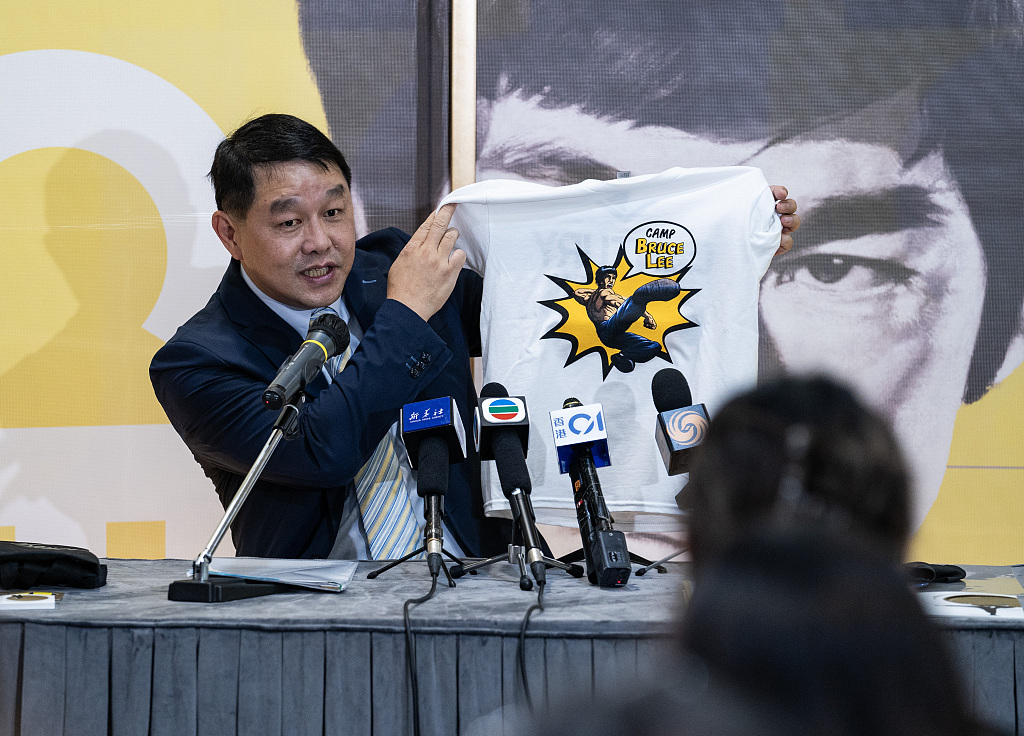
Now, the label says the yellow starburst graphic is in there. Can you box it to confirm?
[540,246,698,378]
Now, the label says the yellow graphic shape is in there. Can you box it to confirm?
[1,1,327,135]
[0,527,14,542]
[542,249,696,377]
[107,521,166,559]
[912,362,1024,564]
[0,148,168,427]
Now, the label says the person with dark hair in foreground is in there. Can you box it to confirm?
[680,528,998,736]
[529,528,996,736]
[526,659,794,736]
[682,375,912,570]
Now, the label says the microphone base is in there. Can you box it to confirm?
[453,545,584,589]
[167,575,292,603]
[365,545,463,587]
[557,547,668,585]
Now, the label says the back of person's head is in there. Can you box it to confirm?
[681,528,985,736]
[209,113,351,217]
[526,657,794,736]
[683,375,910,570]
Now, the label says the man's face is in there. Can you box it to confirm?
[599,273,616,289]
[478,93,988,525]
[215,160,356,309]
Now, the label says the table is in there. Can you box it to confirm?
[0,558,686,736]
[0,560,1020,736]
[925,565,1024,735]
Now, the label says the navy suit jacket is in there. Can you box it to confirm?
[151,228,506,558]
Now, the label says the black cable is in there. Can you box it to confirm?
[403,573,438,736]
[517,581,545,710]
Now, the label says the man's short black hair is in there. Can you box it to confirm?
[596,266,617,284]
[209,113,352,217]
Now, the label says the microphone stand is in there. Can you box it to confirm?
[557,546,668,573]
[364,497,464,586]
[557,445,665,576]
[367,436,464,586]
[632,481,690,575]
[634,546,686,576]
[451,490,584,590]
[168,397,307,602]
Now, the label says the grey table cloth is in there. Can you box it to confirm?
[0,559,1020,736]
[0,558,686,736]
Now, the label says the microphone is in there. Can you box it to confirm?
[652,368,710,476]
[400,397,467,576]
[263,312,349,410]
[551,398,630,587]
[475,383,547,586]
[414,436,447,576]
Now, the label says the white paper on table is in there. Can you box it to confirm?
[205,557,358,593]
[918,591,1024,618]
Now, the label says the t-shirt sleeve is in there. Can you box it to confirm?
[440,193,491,277]
[749,183,783,279]
[455,205,491,276]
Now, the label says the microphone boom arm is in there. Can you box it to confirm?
[168,397,307,602]
[193,399,303,582]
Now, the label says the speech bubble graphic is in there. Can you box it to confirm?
[622,220,696,277]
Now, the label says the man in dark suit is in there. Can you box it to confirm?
[150,113,501,559]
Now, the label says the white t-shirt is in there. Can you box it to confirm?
[441,167,780,530]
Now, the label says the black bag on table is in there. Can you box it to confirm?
[904,561,966,584]
[0,541,107,589]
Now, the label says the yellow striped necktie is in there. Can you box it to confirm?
[311,307,421,560]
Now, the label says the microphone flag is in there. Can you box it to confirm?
[655,404,709,475]
[400,397,467,468]
[548,402,611,474]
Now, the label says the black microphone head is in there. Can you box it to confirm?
[309,313,350,357]
[480,382,509,399]
[652,368,692,412]
[477,385,530,462]
[563,397,582,409]
[416,435,450,496]
[492,431,532,495]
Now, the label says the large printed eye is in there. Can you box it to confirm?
[769,253,915,293]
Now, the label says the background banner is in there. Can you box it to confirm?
[2,0,1022,563]
[0,0,333,558]
[466,1,1024,563]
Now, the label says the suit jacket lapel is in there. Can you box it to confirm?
[217,260,311,386]
[217,249,451,398]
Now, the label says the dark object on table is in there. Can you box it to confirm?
[905,561,967,584]
[0,541,107,589]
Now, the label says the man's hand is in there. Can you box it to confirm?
[770,185,800,256]
[387,203,466,321]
